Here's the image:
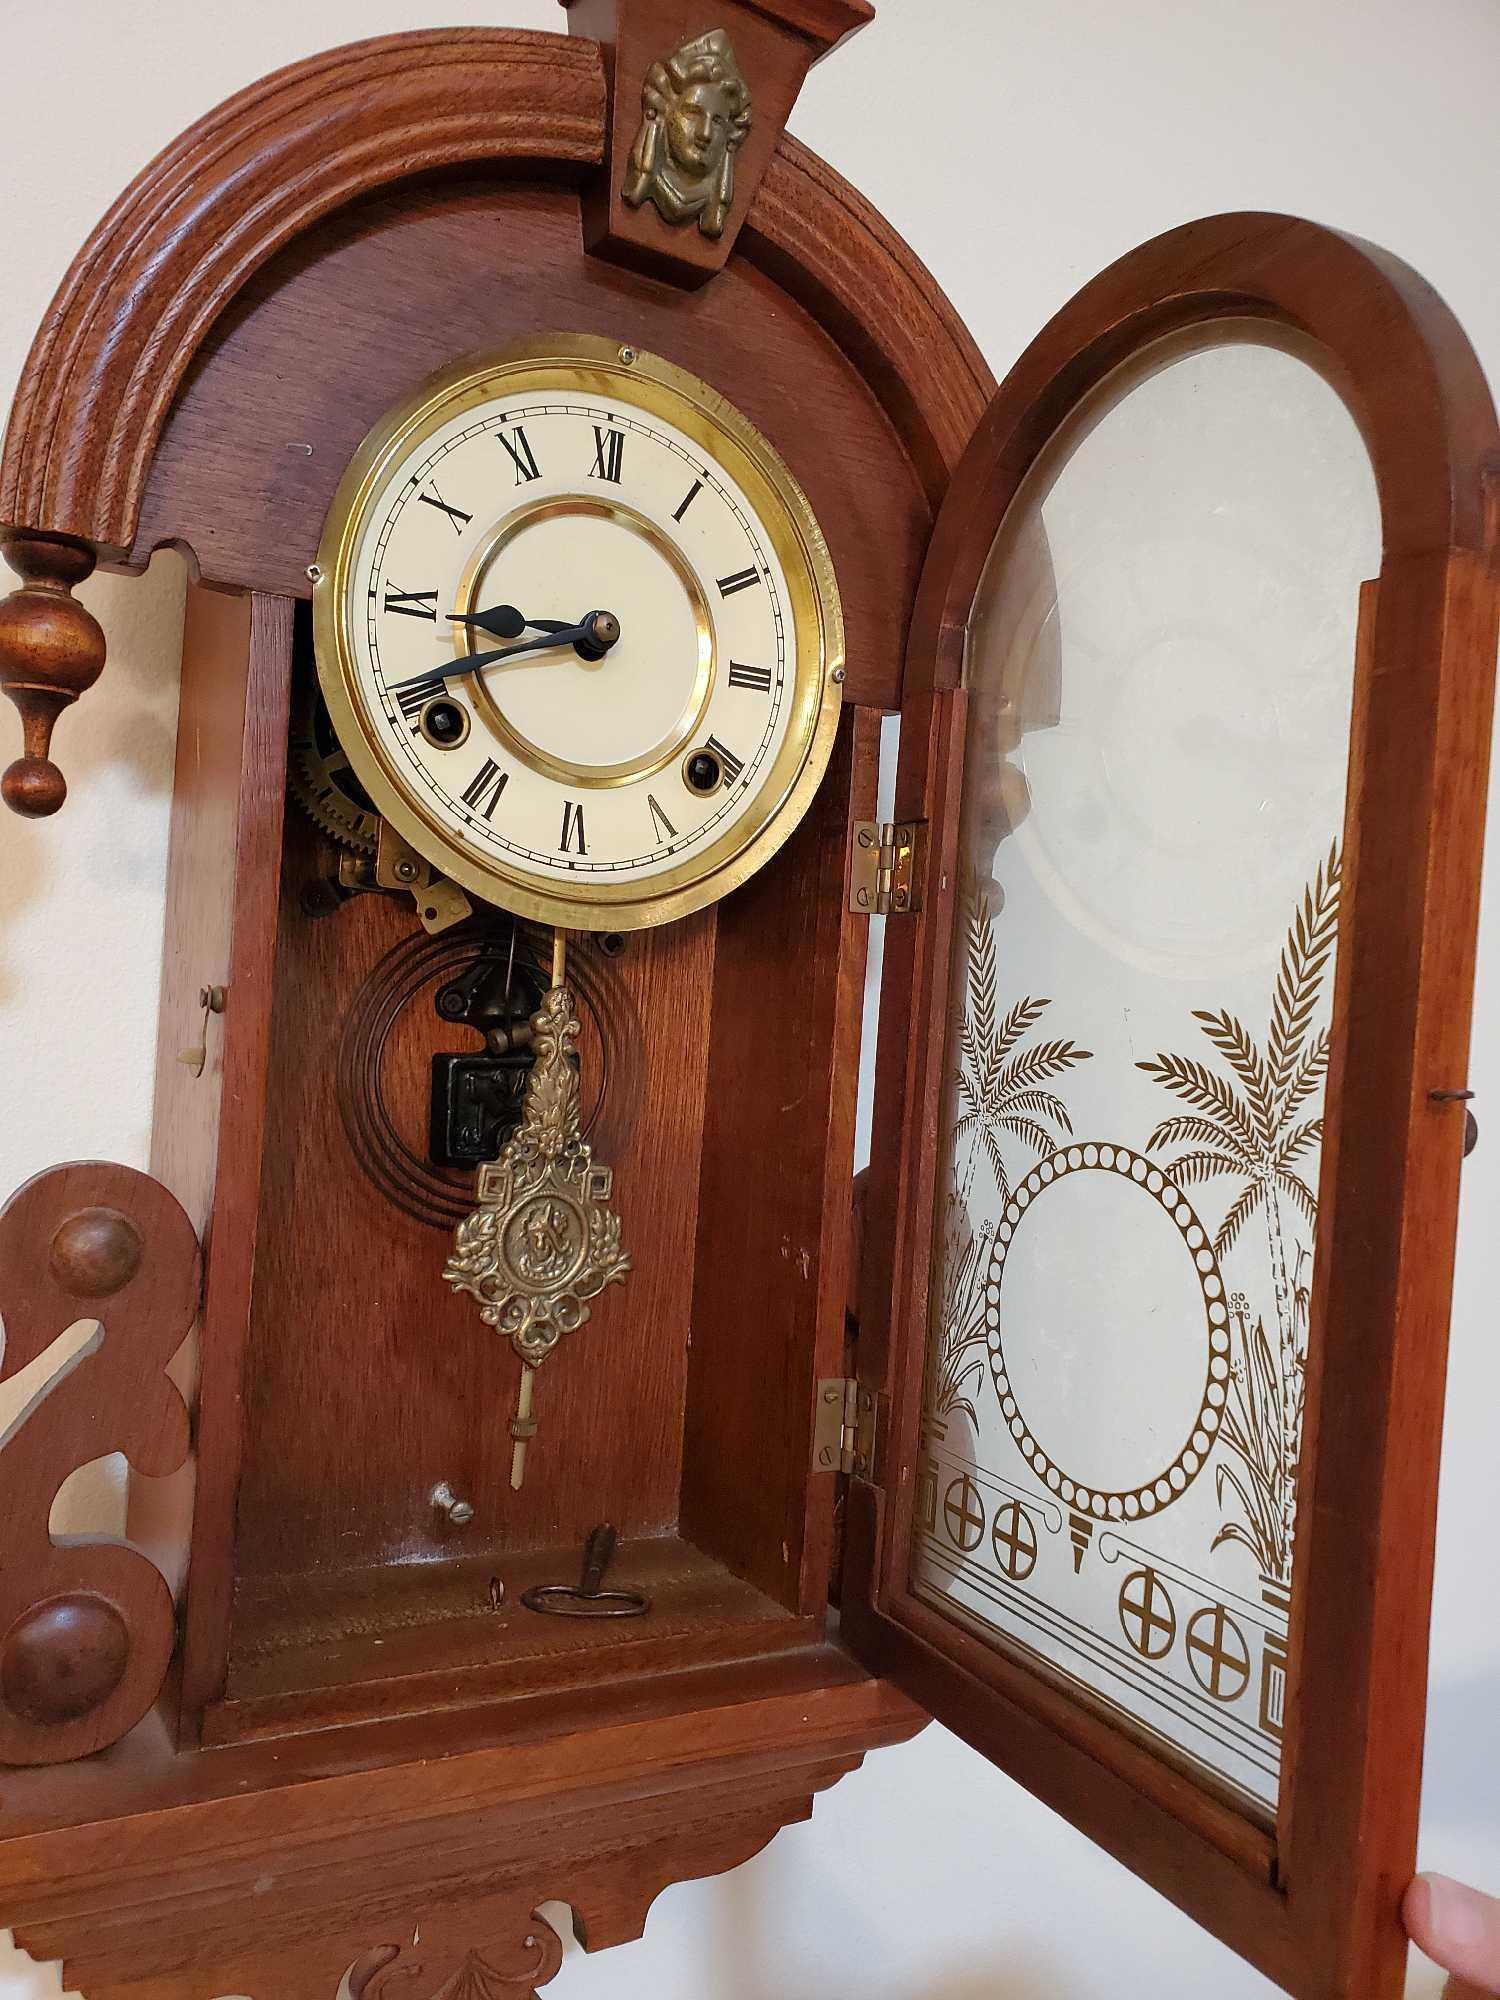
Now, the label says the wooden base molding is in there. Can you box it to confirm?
[0,1655,922,2000]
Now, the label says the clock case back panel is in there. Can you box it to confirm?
[141,206,947,1740]
[842,214,1500,2000]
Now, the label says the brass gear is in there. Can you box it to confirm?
[289,674,380,855]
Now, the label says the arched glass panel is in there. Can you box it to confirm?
[909,324,1381,1815]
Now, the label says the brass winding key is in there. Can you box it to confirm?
[444,930,630,1488]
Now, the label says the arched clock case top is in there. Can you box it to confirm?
[1,20,1497,2000]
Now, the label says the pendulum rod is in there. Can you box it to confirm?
[509,926,565,1489]
[511,1363,537,1491]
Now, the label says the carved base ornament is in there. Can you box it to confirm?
[346,1917,566,1999]
[445,940,629,1487]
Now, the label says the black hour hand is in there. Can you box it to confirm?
[448,603,528,641]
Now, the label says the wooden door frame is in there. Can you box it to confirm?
[844,211,1500,2000]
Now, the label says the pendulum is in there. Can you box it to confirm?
[444,927,630,1489]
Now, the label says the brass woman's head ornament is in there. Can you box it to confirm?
[623,29,753,239]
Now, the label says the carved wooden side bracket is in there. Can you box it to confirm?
[0,1161,200,1763]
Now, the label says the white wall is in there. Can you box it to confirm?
[1,3,1496,1995]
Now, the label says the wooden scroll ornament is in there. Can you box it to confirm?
[346,1915,566,1999]
[0,1162,200,1763]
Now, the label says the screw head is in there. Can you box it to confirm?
[431,1481,475,1529]
[619,345,638,366]
[393,857,420,885]
[831,666,846,684]
[305,563,323,585]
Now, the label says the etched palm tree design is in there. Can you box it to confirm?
[932,877,1093,1421]
[1136,844,1340,1581]
[953,878,1094,1206]
[932,1196,990,1424]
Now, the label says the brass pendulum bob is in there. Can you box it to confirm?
[444,927,630,1489]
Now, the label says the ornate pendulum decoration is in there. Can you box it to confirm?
[445,932,629,1488]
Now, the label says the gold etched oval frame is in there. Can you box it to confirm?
[312,333,845,932]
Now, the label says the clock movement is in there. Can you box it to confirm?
[0,9,1496,1999]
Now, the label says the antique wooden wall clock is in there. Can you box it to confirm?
[0,10,1495,1999]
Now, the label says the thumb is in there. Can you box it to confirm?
[1404,1874,1500,1995]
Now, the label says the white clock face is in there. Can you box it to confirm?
[314,339,842,930]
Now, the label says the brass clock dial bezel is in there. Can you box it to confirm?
[312,334,845,933]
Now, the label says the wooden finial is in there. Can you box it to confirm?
[0,531,105,817]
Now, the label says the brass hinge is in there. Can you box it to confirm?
[849,820,926,916]
[813,1378,881,1480]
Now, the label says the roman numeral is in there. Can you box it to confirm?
[383,585,439,620]
[498,425,540,484]
[706,735,745,784]
[727,661,773,692]
[590,426,625,483]
[392,671,449,726]
[673,479,703,523]
[417,486,472,534]
[560,800,587,855]
[460,758,509,820]
[647,793,677,843]
[716,566,761,597]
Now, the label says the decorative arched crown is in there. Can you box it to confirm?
[0,19,992,815]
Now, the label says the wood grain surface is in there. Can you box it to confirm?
[0,1651,922,1999]
[129,178,948,712]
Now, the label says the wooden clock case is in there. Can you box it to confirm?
[1,11,1497,2000]
[0,11,988,1998]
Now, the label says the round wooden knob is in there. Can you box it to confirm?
[1,1594,130,1725]
[49,1206,143,1298]
[2,754,67,816]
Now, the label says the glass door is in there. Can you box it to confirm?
[845,213,1499,2000]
